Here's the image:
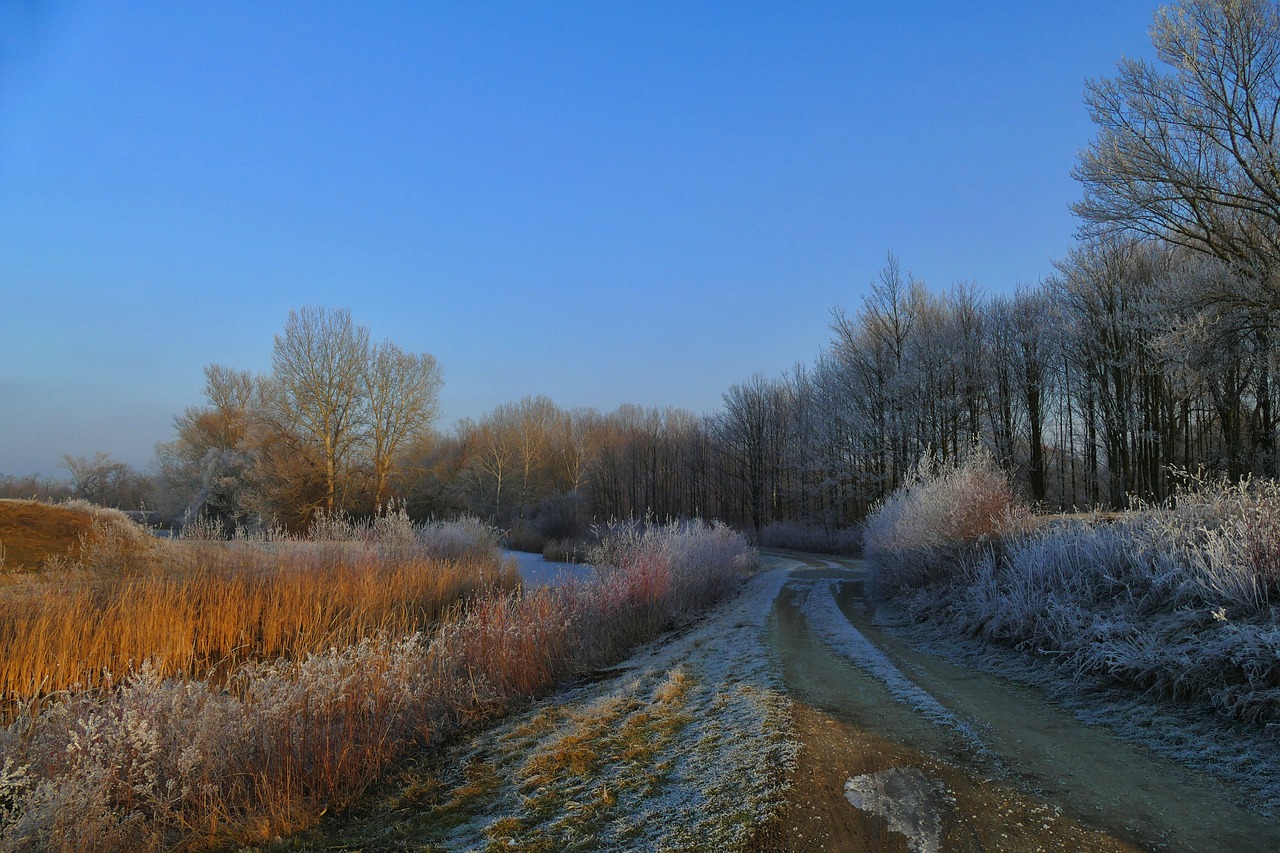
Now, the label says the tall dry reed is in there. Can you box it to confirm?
[0,511,515,703]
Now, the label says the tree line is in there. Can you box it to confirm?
[158,236,1276,536]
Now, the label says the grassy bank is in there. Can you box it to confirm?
[0,499,146,571]
[0,514,753,851]
[863,454,1280,726]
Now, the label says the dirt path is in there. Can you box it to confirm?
[760,551,1280,853]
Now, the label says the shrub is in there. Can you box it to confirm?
[862,449,1026,593]
[585,520,756,648]
[886,474,1280,725]
[414,515,501,563]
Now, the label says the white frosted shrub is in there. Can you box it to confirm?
[175,512,226,542]
[863,450,1025,593]
[589,519,755,615]
[180,504,501,566]
[1159,476,1280,609]
[305,508,364,542]
[898,476,1280,724]
[414,515,500,563]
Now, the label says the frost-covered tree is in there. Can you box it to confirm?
[1075,0,1280,310]
[157,364,263,525]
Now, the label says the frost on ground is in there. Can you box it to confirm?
[798,577,983,751]
[843,767,945,853]
[315,568,798,853]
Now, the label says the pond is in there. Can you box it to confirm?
[501,549,595,588]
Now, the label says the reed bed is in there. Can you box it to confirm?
[0,519,753,852]
[0,547,514,701]
[0,511,516,704]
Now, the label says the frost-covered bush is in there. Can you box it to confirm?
[174,512,226,542]
[894,475,1280,724]
[863,449,1026,593]
[757,521,862,555]
[414,515,500,563]
[180,503,500,566]
[310,505,501,563]
[1158,475,1280,609]
[583,520,756,656]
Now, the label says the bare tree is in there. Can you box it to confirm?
[1074,0,1280,307]
[62,452,148,508]
[362,341,442,507]
[1009,287,1058,503]
[461,416,518,522]
[265,307,371,512]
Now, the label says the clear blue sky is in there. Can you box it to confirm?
[1,0,1160,477]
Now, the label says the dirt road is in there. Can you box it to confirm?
[755,552,1280,853]
[289,553,1280,852]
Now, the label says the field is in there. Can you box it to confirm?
[0,504,753,851]
[4,490,1280,852]
[0,502,517,702]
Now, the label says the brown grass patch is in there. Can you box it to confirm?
[0,499,96,569]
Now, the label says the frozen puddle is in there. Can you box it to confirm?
[844,766,945,853]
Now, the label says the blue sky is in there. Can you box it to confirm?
[1,1,1160,477]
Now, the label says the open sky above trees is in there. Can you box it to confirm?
[1,0,1162,476]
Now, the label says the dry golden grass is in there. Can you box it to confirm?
[0,506,519,703]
